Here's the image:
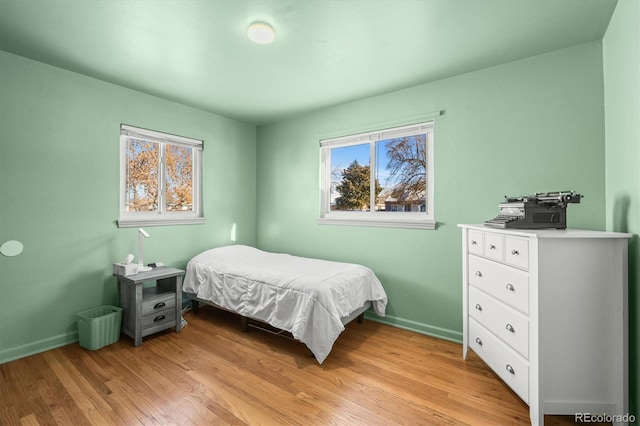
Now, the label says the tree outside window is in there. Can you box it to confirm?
[118,124,204,228]
[320,120,435,229]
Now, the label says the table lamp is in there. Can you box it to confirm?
[137,228,152,272]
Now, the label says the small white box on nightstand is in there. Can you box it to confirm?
[113,263,139,276]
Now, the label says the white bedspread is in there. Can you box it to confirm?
[183,245,387,363]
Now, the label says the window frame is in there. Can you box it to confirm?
[318,120,435,230]
[117,124,205,228]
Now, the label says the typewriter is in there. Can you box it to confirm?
[484,191,583,229]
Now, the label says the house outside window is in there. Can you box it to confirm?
[319,121,435,229]
[118,124,204,228]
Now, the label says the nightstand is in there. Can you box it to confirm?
[113,267,185,346]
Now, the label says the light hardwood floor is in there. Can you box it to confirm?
[1,306,607,425]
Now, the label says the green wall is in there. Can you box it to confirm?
[604,0,640,417]
[256,42,607,340]
[2,9,637,416]
[0,51,257,362]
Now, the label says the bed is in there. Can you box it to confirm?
[182,245,388,363]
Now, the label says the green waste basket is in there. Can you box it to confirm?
[76,305,122,350]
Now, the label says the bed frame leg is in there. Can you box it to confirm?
[240,316,249,332]
[191,300,199,314]
[357,313,364,324]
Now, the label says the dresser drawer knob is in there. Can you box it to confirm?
[154,315,166,322]
[475,304,482,311]
[475,271,483,277]
[475,338,483,346]
[506,323,515,333]
[489,244,496,250]
[471,240,477,245]
[511,249,519,256]
[153,302,166,309]
[506,364,515,375]
[506,283,515,292]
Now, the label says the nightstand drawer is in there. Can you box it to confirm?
[469,318,529,404]
[142,309,175,329]
[469,255,529,315]
[141,292,176,315]
[469,285,529,358]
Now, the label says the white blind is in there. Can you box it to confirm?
[121,124,203,150]
[320,121,434,148]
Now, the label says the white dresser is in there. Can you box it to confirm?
[459,225,631,426]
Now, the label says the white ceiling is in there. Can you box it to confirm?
[0,0,617,125]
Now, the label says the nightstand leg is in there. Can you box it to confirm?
[175,276,183,332]
[134,285,143,346]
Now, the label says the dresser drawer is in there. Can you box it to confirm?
[469,286,529,358]
[468,229,484,256]
[142,293,176,315]
[468,255,529,315]
[505,236,529,270]
[484,232,504,262]
[469,318,529,403]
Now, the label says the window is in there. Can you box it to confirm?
[118,124,204,228]
[319,121,435,229]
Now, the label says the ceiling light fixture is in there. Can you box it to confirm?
[247,22,275,45]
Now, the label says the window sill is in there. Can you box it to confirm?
[317,216,436,230]
[117,217,206,228]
